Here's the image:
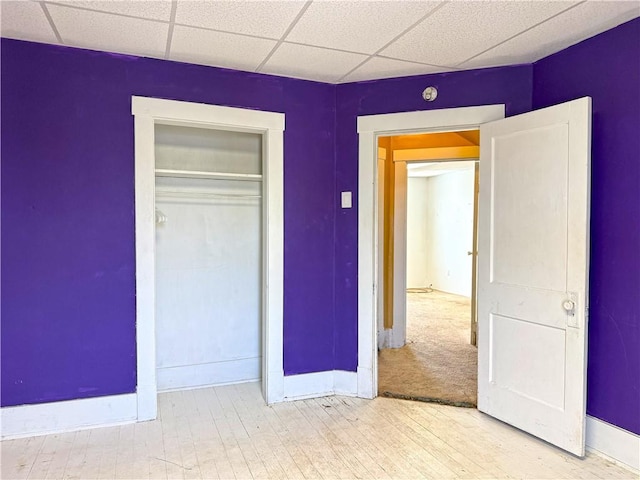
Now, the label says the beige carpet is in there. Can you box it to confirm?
[378,290,478,407]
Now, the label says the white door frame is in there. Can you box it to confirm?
[132,96,285,420]
[356,105,505,398]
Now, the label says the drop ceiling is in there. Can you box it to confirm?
[1,0,638,84]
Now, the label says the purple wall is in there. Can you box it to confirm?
[332,66,534,370]
[533,18,640,435]
[2,18,638,437]
[0,40,537,406]
[1,38,336,406]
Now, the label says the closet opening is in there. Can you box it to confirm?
[133,96,285,418]
[154,125,264,393]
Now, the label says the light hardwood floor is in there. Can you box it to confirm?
[1,382,634,479]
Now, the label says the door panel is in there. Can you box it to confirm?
[490,314,566,409]
[478,97,591,456]
[491,124,569,291]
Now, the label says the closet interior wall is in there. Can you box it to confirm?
[153,124,263,392]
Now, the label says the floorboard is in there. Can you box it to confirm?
[1,382,634,479]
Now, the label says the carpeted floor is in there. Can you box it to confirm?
[378,290,478,407]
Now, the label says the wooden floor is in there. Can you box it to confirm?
[1,382,634,480]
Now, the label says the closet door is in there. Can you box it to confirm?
[154,125,262,391]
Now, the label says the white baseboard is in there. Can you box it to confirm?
[357,366,375,399]
[282,370,358,401]
[283,371,334,400]
[378,328,406,350]
[157,357,260,392]
[586,416,640,471]
[0,394,137,440]
[334,371,358,396]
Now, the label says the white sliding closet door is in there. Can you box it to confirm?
[154,125,262,391]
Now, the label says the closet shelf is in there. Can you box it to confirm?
[155,169,262,182]
[156,190,261,200]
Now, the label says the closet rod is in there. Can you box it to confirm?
[155,169,262,182]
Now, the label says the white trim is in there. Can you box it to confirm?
[282,371,358,401]
[132,96,285,416]
[0,394,136,440]
[357,106,505,399]
[334,371,359,396]
[586,416,640,472]
[132,97,284,131]
[284,372,334,400]
[390,160,407,348]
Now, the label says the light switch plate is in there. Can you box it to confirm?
[341,191,352,208]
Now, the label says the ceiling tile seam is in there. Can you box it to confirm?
[283,39,372,57]
[40,0,318,46]
[255,0,313,73]
[455,0,588,67]
[39,1,63,44]
[374,54,461,71]
[171,22,278,41]
[336,0,449,83]
[32,3,321,47]
[43,1,171,24]
[164,0,178,60]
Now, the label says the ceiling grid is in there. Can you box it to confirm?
[1,0,638,83]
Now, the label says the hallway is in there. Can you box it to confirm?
[378,290,477,406]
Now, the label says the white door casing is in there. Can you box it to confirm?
[477,97,591,456]
[378,160,409,350]
[357,105,506,398]
[390,161,408,348]
[132,96,285,420]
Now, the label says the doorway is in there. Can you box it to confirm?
[355,105,505,400]
[357,99,591,456]
[132,96,285,421]
[375,129,480,406]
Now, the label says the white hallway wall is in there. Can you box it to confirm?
[407,168,475,297]
[406,177,430,288]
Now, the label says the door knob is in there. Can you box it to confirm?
[564,293,579,328]
[563,300,575,313]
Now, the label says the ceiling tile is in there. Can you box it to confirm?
[381,1,578,67]
[0,1,59,44]
[52,1,173,21]
[174,1,305,39]
[170,25,277,72]
[460,1,640,69]
[341,56,448,83]
[287,0,443,55]
[261,42,367,83]
[48,4,168,58]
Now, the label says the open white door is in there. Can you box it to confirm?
[477,97,591,456]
